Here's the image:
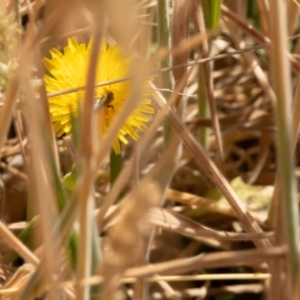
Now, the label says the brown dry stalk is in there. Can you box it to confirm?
[172,0,191,83]
[67,273,270,288]
[101,181,160,299]
[20,0,45,16]
[268,69,300,227]
[0,221,39,266]
[256,0,269,34]
[288,0,300,35]
[268,0,300,295]
[75,30,104,299]
[124,246,286,278]
[0,74,20,159]
[0,161,28,180]
[191,0,224,166]
[148,208,274,241]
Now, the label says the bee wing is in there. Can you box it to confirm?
[93,97,105,112]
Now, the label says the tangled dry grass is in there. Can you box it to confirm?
[0,0,299,299]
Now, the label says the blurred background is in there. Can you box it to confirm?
[0,0,298,299]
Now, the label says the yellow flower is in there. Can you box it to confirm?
[43,38,154,154]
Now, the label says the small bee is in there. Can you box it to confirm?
[93,89,114,112]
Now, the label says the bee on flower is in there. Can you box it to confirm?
[43,38,154,154]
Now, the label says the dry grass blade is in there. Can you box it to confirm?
[101,180,160,299]
[268,0,300,294]
[0,75,19,157]
[75,29,102,300]
[124,246,286,278]
[256,0,269,34]
[267,73,300,227]
[65,272,270,287]
[192,0,224,166]
[287,0,299,35]
[0,221,39,266]
[172,0,191,83]
[148,208,273,241]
